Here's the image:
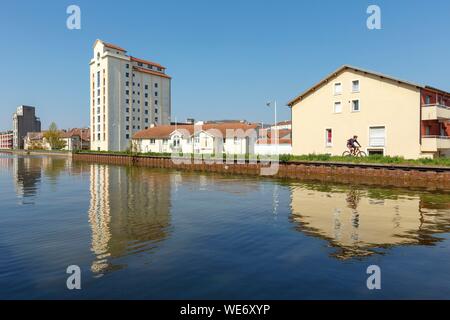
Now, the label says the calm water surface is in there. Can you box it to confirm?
[0,153,449,299]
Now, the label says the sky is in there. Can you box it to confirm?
[0,0,449,131]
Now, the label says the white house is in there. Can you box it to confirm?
[132,122,259,155]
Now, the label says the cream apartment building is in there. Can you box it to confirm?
[288,65,450,159]
[90,40,171,151]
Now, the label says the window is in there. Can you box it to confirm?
[125,72,129,78]
[145,85,148,90]
[163,139,168,145]
[155,83,158,88]
[126,108,129,113]
[425,95,431,104]
[126,90,129,95]
[126,81,129,87]
[155,117,159,122]
[97,71,100,88]
[325,129,332,146]
[352,100,360,112]
[334,83,342,95]
[138,62,143,67]
[150,139,155,144]
[145,110,148,115]
[145,118,149,123]
[155,100,158,105]
[126,64,129,69]
[126,99,129,104]
[145,102,148,106]
[126,134,130,139]
[155,108,158,114]
[126,117,130,122]
[352,80,360,92]
[145,93,148,98]
[334,102,342,113]
[369,126,385,147]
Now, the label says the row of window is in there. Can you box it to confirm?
[334,80,360,95]
[125,90,158,97]
[126,82,158,89]
[333,99,360,113]
[126,63,163,72]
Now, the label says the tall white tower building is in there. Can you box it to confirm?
[90,40,171,151]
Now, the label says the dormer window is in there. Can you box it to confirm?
[97,52,100,61]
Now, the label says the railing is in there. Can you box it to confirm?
[421,104,450,120]
[422,135,450,139]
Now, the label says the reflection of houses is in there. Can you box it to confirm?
[88,164,172,274]
[290,185,450,259]
[132,121,258,154]
[12,156,42,200]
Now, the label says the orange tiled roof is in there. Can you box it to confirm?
[133,123,259,139]
[133,67,171,79]
[103,42,127,52]
[130,56,165,69]
[60,128,90,141]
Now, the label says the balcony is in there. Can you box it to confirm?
[421,104,450,121]
[421,135,450,152]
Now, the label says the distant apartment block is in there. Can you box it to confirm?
[0,131,13,149]
[288,65,450,159]
[12,105,41,149]
[90,40,171,151]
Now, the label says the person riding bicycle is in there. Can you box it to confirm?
[347,135,361,155]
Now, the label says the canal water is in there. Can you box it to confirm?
[0,153,449,299]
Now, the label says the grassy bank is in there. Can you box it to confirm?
[76,150,450,167]
[280,154,450,167]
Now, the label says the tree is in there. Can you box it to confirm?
[44,122,66,150]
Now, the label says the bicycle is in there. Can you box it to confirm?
[342,146,367,157]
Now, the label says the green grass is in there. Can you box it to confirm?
[75,150,450,167]
[282,153,450,167]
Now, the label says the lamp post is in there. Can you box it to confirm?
[266,100,278,155]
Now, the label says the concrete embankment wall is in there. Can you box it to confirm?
[72,153,450,190]
[2,150,72,157]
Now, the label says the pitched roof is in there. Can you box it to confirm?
[133,66,171,79]
[60,128,90,141]
[103,41,127,52]
[287,65,450,106]
[130,56,165,69]
[133,123,259,140]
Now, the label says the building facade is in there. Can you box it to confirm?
[132,122,258,155]
[288,65,450,159]
[90,40,171,152]
[12,105,41,149]
[61,128,90,151]
[0,131,13,149]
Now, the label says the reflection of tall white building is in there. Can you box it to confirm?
[290,185,450,259]
[88,164,172,274]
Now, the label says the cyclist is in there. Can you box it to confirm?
[347,135,361,155]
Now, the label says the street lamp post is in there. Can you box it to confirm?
[266,100,278,155]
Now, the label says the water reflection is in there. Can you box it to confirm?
[88,165,172,275]
[290,184,450,259]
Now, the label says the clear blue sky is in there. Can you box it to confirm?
[1,0,450,131]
